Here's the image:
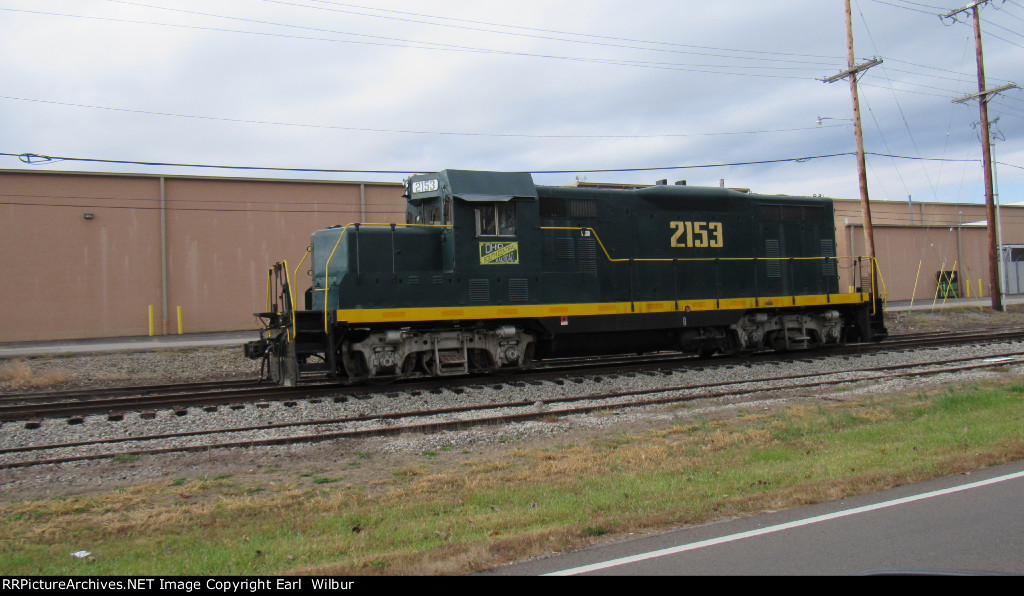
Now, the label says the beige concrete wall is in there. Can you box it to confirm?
[834,198,1024,302]
[848,225,990,302]
[0,170,405,342]
[1,172,163,341]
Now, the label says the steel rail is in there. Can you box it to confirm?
[2,350,1021,470]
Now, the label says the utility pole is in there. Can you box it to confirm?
[944,0,1019,311]
[822,0,881,295]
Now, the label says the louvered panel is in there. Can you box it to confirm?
[468,279,490,303]
[765,239,781,278]
[578,237,597,273]
[509,279,529,302]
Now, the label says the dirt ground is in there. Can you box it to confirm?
[884,304,1024,334]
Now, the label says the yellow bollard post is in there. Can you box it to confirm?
[177,306,183,335]
[148,305,154,336]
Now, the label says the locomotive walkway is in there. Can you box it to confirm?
[1,295,1022,359]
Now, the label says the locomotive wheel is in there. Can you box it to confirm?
[340,350,369,381]
[469,349,495,373]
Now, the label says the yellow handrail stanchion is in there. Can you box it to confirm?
[265,268,273,313]
[940,260,958,307]
[931,260,947,311]
[910,260,922,309]
[293,247,311,291]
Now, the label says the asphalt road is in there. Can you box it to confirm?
[484,460,1024,576]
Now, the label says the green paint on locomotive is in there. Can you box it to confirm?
[309,170,841,312]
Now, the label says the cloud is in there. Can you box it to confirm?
[0,0,1020,202]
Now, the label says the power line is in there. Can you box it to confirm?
[867,0,944,15]
[0,94,847,140]
[2,151,1017,216]
[0,150,999,177]
[0,6,831,79]
[0,199,402,215]
[249,0,843,64]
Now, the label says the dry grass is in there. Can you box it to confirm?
[2,378,1023,575]
[0,359,69,388]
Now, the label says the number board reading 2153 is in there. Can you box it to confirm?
[670,221,723,249]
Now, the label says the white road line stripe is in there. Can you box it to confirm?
[546,469,1024,576]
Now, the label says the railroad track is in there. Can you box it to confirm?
[4,326,1024,425]
[2,343,1023,470]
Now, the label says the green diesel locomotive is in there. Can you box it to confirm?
[246,169,887,385]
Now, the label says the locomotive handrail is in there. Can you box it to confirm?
[541,226,850,263]
[262,261,297,341]
[319,222,454,333]
[871,257,888,315]
[293,246,311,292]
[282,259,296,341]
[265,266,273,313]
[540,226,886,306]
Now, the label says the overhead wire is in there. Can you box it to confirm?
[2,3,836,79]
[2,0,1019,197]
[254,0,844,62]
[866,0,944,15]
[0,94,848,140]
[0,150,998,176]
[4,2,1013,135]
[853,0,931,199]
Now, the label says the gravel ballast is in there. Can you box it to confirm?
[3,307,1024,498]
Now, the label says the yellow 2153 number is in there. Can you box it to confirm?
[670,221,723,248]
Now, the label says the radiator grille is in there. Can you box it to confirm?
[468,279,490,303]
[555,238,575,260]
[765,239,781,278]
[509,279,529,302]
[820,239,836,277]
[578,237,597,273]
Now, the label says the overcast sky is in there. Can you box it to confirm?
[2,0,1022,206]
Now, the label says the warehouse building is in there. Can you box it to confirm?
[1,168,1019,342]
[0,169,406,342]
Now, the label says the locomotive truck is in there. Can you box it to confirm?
[245,169,887,385]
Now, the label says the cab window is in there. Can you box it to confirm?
[476,203,516,236]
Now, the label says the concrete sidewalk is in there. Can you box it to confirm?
[886,295,1024,312]
[0,330,255,359]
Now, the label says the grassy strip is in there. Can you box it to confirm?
[1,379,1022,575]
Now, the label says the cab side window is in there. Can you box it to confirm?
[476,203,516,236]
